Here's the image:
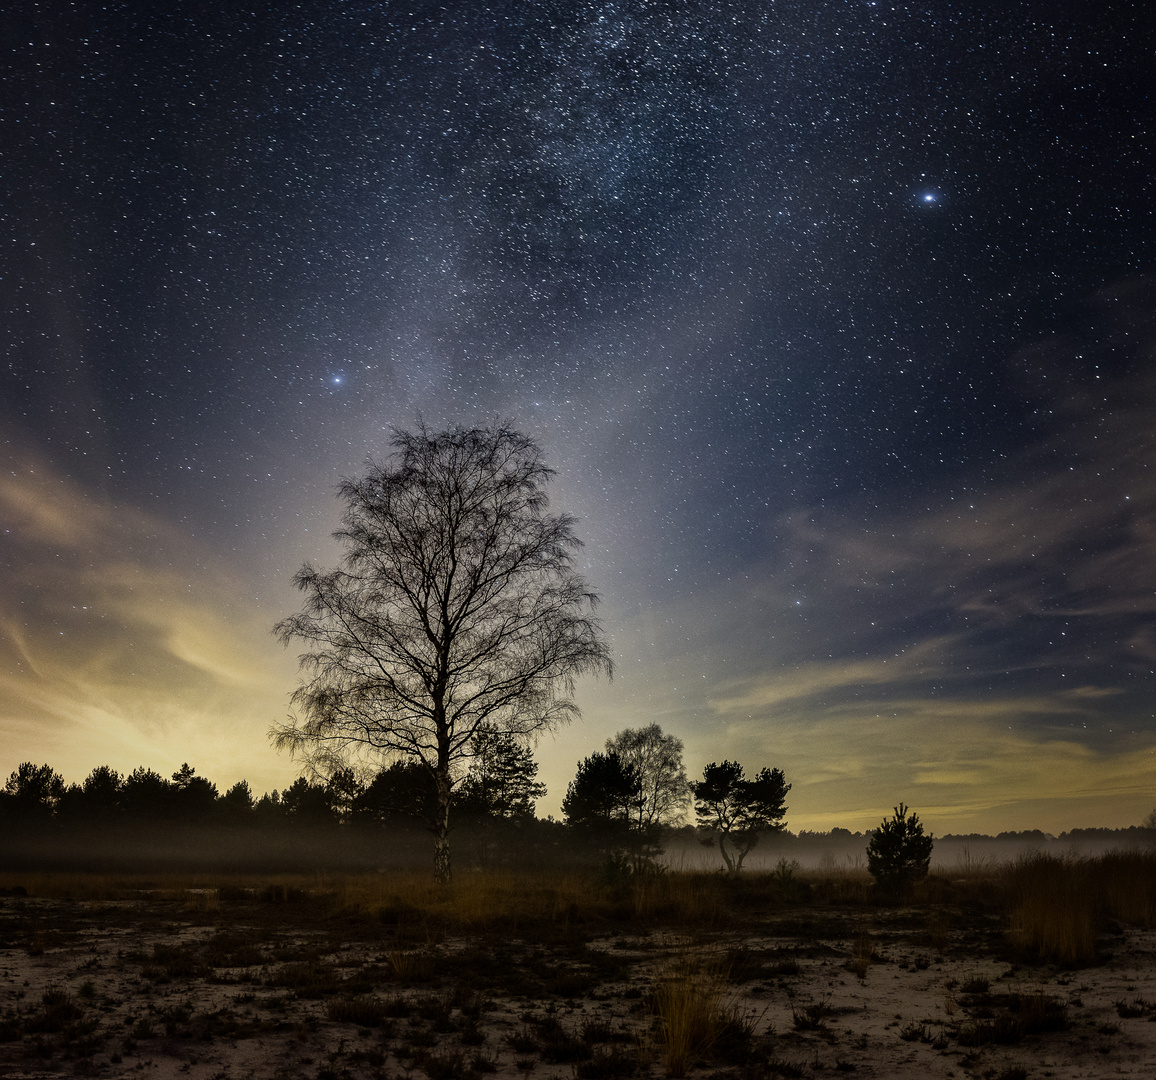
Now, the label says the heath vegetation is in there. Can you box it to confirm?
[3,849,1156,1079]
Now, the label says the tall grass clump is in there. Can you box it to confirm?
[1096,849,1156,928]
[1004,850,1156,966]
[649,960,745,1077]
[1004,853,1095,966]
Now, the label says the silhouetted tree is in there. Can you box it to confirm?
[170,763,218,823]
[456,723,547,821]
[281,776,335,824]
[325,767,364,821]
[605,724,690,833]
[1,763,65,823]
[353,761,437,828]
[253,789,286,825]
[693,760,790,874]
[81,765,122,815]
[273,424,612,882]
[220,780,255,824]
[121,767,173,820]
[563,750,640,858]
[866,803,933,897]
[57,766,122,823]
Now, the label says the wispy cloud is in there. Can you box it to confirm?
[0,447,298,791]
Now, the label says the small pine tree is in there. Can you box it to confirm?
[866,803,933,896]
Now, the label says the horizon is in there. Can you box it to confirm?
[4,753,1153,839]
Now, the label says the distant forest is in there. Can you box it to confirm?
[2,760,1152,875]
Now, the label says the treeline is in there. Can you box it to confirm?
[0,722,793,875]
[0,761,535,831]
[0,757,559,874]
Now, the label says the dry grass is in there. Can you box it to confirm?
[1005,854,1096,965]
[648,958,747,1077]
[9,852,1156,966]
[1003,850,1156,965]
[2,870,316,902]
[845,930,876,978]
[1098,849,1156,927]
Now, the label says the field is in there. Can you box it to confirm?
[3,854,1156,1080]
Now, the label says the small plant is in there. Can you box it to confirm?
[960,976,990,995]
[508,1027,540,1053]
[767,958,801,978]
[460,1020,486,1045]
[267,961,341,998]
[471,1050,500,1073]
[389,949,434,983]
[866,804,933,897]
[791,1001,828,1031]
[575,1044,639,1080]
[898,1021,933,1043]
[28,988,82,1034]
[769,858,803,900]
[540,1024,592,1064]
[417,1048,468,1080]
[131,1017,155,1040]
[580,1018,617,1044]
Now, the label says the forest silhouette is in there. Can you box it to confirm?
[3,757,1151,877]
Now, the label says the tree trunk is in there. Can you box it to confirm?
[719,834,737,875]
[433,765,452,884]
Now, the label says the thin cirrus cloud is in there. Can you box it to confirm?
[0,447,298,793]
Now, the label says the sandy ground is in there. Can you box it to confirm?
[2,891,1156,1080]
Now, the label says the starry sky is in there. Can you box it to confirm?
[3,1,1154,833]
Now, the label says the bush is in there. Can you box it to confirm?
[866,804,933,897]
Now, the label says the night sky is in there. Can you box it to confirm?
[3,1,1154,832]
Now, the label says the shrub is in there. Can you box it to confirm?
[866,804,933,897]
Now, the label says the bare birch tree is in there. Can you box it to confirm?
[273,424,612,882]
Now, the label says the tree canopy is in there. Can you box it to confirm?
[561,750,640,853]
[273,423,612,881]
[605,724,690,830]
[693,760,790,874]
[456,723,547,821]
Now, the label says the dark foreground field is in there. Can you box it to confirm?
[2,856,1156,1080]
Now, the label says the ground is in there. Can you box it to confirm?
[1,873,1155,1080]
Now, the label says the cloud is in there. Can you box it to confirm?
[707,697,1156,832]
[707,637,959,715]
[0,446,299,792]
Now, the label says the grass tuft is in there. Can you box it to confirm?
[650,961,747,1077]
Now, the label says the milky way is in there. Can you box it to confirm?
[2,1,1153,830]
